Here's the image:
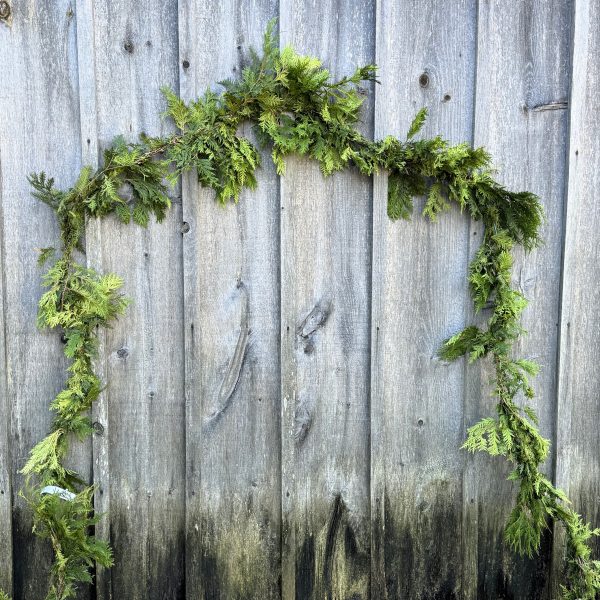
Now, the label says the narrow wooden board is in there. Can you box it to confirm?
[371,1,477,597]
[178,2,281,598]
[279,2,375,598]
[0,2,89,598]
[468,2,572,597]
[553,0,600,594]
[0,93,13,597]
[89,1,186,597]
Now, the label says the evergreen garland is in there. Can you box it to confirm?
[4,21,599,599]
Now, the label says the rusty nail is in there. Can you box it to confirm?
[0,1,11,19]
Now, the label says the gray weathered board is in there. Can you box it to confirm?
[0,1,597,598]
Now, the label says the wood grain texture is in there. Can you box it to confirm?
[279,3,375,598]
[178,1,281,598]
[371,1,477,598]
[0,94,13,597]
[469,2,572,597]
[553,0,600,594]
[0,2,89,598]
[89,2,185,597]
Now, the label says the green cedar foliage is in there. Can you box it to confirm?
[25,487,113,600]
[22,19,599,599]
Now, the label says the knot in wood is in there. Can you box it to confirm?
[92,421,105,436]
[0,1,10,20]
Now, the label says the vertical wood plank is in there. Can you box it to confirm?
[553,0,600,593]
[0,3,89,598]
[89,2,185,597]
[371,1,477,597]
[178,2,281,598]
[0,135,13,597]
[469,1,572,597]
[279,3,375,598]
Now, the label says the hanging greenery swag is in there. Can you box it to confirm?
[4,20,599,600]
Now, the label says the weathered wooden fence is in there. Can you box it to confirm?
[0,0,598,598]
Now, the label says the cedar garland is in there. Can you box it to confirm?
[5,21,599,600]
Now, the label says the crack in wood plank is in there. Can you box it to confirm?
[204,280,250,428]
[528,101,568,112]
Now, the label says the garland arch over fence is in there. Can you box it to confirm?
[1,16,599,600]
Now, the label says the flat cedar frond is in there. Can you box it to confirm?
[24,486,113,599]
[407,107,428,139]
[22,429,68,484]
[28,172,63,209]
[23,20,598,600]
